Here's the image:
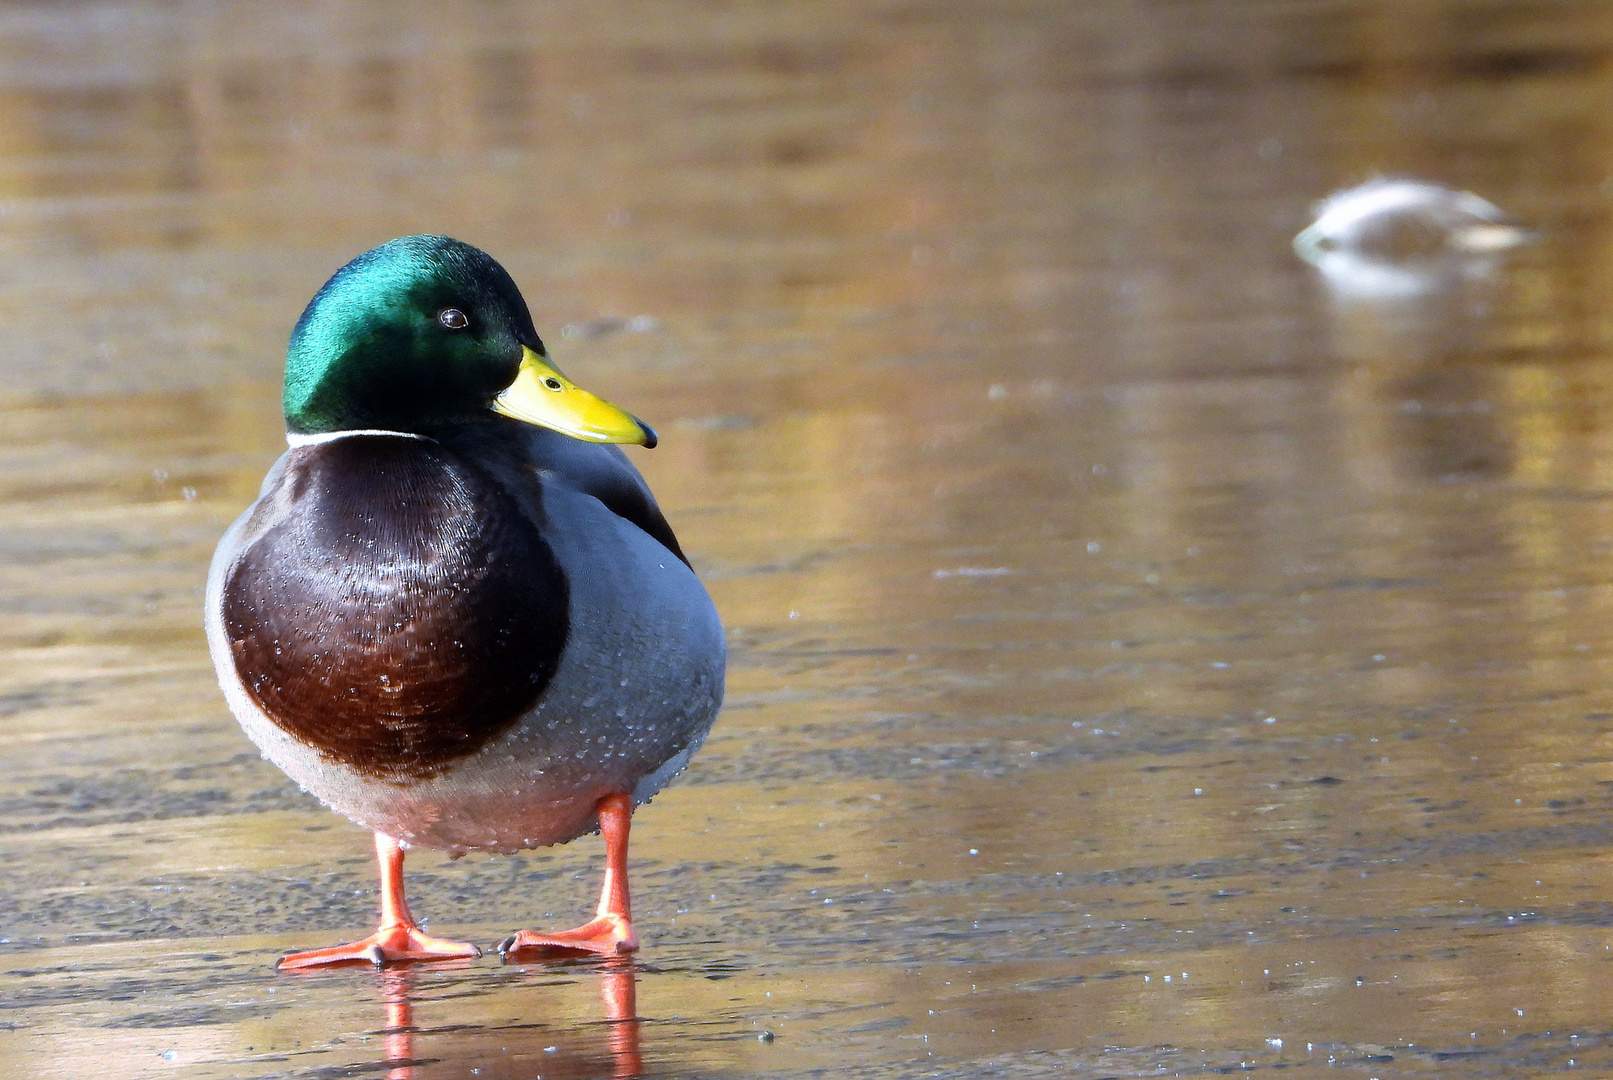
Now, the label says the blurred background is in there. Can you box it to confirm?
[4,1,1613,1077]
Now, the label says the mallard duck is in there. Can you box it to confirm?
[204,235,725,968]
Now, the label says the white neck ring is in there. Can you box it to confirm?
[286,428,434,448]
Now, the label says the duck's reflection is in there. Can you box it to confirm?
[375,959,642,1079]
[1311,253,1505,368]
[1322,269,1519,486]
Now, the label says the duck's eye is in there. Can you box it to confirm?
[438,308,470,330]
[542,376,564,392]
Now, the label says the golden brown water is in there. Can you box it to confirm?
[5,1,1613,1076]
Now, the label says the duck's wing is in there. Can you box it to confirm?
[445,418,690,567]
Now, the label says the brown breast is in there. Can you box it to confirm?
[222,436,568,780]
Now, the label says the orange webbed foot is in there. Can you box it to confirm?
[497,914,639,958]
[277,923,482,971]
[500,793,639,961]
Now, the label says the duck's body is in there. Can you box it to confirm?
[206,236,723,967]
[208,421,723,856]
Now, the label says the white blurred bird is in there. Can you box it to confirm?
[1294,178,1533,262]
[1294,179,1534,298]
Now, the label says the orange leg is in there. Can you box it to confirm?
[277,832,482,971]
[499,792,640,957]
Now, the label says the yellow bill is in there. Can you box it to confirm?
[493,346,657,447]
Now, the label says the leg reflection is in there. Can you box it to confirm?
[601,958,643,1079]
[381,967,416,1080]
[366,955,641,1078]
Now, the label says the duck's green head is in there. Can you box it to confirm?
[283,235,655,445]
